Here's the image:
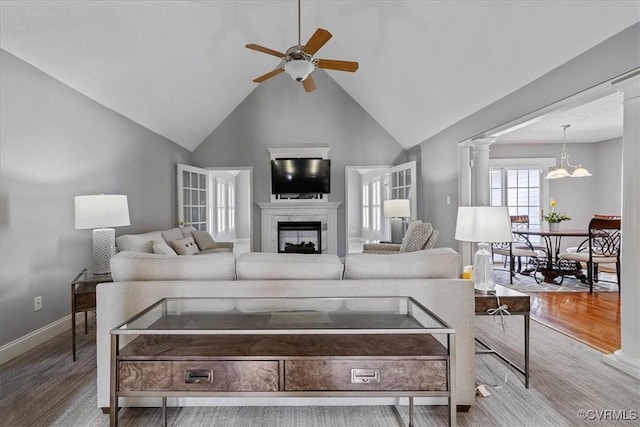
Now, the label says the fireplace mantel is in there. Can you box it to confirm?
[258,202,341,254]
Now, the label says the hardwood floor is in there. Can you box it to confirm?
[527,291,621,353]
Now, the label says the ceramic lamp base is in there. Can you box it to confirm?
[92,228,115,275]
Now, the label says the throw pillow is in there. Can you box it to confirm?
[399,220,433,252]
[115,231,164,253]
[180,225,197,238]
[192,230,219,251]
[161,227,184,244]
[152,240,178,256]
[170,236,200,255]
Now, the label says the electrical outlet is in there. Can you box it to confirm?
[34,296,42,311]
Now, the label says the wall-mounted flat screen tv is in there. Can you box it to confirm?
[271,158,331,194]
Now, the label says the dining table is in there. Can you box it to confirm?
[514,227,589,284]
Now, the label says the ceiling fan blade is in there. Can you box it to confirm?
[303,28,332,55]
[253,67,284,83]
[245,43,286,58]
[317,59,359,72]
[302,74,316,92]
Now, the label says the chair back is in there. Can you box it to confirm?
[492,215,532,251]
[511,215,531,238]
[589,215,621,257]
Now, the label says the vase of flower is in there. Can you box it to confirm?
[543,198,571,231]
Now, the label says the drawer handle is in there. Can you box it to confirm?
[184,369,213,384]
[351,368,380,384]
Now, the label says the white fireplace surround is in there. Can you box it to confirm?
[258,202,341,254]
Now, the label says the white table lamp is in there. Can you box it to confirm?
[75,195,130,275]
[384,199,411,244]
[455,206,513,294]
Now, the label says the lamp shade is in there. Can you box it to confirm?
[571,166,592,177]
[545,167,570,180]
[74,195,130,229]
[383,199,411,218]
[455,206,512,243]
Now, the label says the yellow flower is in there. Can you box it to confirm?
[550,199,557,207]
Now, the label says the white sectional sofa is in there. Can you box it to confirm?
[96,248,475,412]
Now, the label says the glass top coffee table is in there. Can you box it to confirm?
[110,297,456,427]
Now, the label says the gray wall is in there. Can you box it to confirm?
[192,69,405,256]
[416,23,639,249]
[0,50,192,346]
[593,138,623,216]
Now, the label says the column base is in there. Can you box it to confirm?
[602,350,640,379]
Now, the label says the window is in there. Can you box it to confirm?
[371,178,381,232]
[178,164,242,237]
[490,167,542,228]
[362,183,370,229]
[390,167,412,199]
[178,165,208,231]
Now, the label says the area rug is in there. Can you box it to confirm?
[492,267,618,292]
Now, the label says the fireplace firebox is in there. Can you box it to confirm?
[277,221,322,254]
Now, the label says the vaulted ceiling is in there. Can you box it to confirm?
[1,1,638,151]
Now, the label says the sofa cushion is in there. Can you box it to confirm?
[343,248,460,279]
[170,236,200,255]
[399,221,433,252]
[192,230,219,251]
[110,251,237,281]
[199,247,233,254]
[161,227,184,243]
[115,231,164,253]
[180,225,197,237]
[152,240,177,256]
[236,253,344,280]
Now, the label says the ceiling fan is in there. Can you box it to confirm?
[245,0,359,93]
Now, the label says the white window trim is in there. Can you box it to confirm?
[362,183,370,230]
[371,177,382,232]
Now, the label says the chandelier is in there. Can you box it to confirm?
[544,125,592,180]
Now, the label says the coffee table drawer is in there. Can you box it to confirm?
[119,361,279,392]
[284,359,447,391]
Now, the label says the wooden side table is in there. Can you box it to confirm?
[475,284,531,388]
[71,268,112,361]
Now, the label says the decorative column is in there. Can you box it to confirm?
[470,139,494,206]
[603,79,640,379]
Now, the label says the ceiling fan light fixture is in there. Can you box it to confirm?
[284,59,315,82]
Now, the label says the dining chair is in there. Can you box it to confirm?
[558,215,621,293]
[492,215,542,284]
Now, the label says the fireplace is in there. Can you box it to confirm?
[258,202,340,254]
[278,221,322,254]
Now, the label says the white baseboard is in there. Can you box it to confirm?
[0,312,93,366]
